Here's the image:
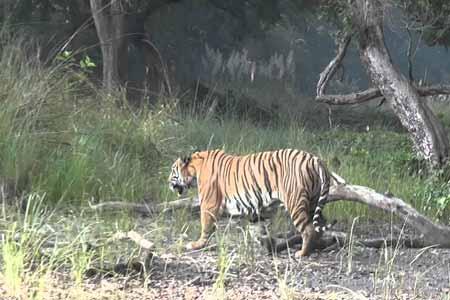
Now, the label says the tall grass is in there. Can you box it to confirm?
[0,33,169,206]
[1,193,53,297]
[0,29,449,299]
[1,31,447,221]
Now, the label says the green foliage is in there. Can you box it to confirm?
[212,228,235,299]
[2,32,449,221]
[56,50,96,72]
[403,0,450,47]
[316,1,352,33]
[0,35,167,205]
[419,178,450,221]
[54,50,97,88]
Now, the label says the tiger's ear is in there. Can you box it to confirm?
[182,156,192,164]
[191,149,201,158]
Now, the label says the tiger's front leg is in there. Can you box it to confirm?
[185,201,220,250]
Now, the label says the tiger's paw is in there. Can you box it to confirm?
[294,249,309,258]
[185,240,206,251]
[185,242,195,250]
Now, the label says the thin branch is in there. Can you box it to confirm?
[315,32,384,106]
[316,88,382,105]
[316,33,352,97]
[88,197,200,215]
[89,200,154,214]
[406,26,414,82]
[315,26,450,107]
[417,84,450,97]
[316,84,450,106]
[84,230,156,277]
[141,39,173,97]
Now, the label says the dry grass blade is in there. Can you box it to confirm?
[326,285,369,300]
[409,244,439,266]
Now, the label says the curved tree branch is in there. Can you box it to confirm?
[316,84,450,105]
[315,7,450,110]
[418,84,450,97]
[316,88,382,105]
[316,33,352,97]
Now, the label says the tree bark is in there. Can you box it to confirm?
[351,0,449,167]
[89,0,127,92]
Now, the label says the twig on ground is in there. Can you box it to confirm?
[88,196,200,215]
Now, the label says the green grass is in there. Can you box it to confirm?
[1,31,448,222]
[1,31,450,299]
[0,34,166,207]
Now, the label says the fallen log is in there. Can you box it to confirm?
[262,183,450,253]
[260,230,432,255]
[89,182,450,249]
[328,184,450,248]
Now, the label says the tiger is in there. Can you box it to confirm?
[168,149,338,257]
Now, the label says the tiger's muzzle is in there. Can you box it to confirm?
[169,177,197,196]
[169,181,187,195]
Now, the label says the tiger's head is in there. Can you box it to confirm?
[168,155,198,196]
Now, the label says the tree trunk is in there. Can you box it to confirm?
[89,0,127,92]
[351,0,449,167]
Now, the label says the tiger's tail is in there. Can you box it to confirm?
[312,160,331,233]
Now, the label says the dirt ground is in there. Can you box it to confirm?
[131,238,450,300]
[1,220,449,300]
[54,240,450,300]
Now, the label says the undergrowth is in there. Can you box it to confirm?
[0,31,450,300]
[1,32,449,221]
[0,33,167,207]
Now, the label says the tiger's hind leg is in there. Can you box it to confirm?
[286,192,320,258]
[296,221,320,257]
